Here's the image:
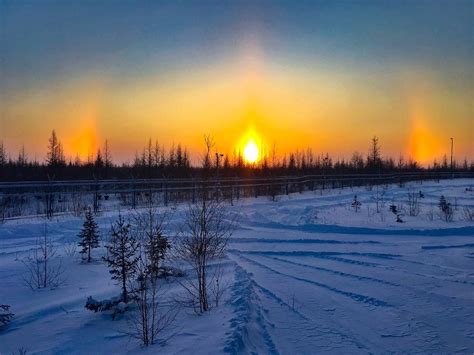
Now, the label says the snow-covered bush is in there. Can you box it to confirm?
[158,266,185,279]
[438,195,454,222]
[0,304,14,329]
[351,195,361,212]
[389,204,397,214]
[389,204,403,222]
[85,296,128,320]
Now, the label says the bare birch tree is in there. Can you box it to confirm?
[22,223,65,289]
[127,251,176,346]
[175,195,235,313]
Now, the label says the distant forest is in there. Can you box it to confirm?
[0,131,472,182]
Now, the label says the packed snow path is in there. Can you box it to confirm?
[1,179,473,353]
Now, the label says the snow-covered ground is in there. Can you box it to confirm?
[1,179,473,354]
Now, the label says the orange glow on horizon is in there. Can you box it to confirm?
[1,57,472,165]
[406,82,445,165]
[62,80,103,161]
[68,122,98,161]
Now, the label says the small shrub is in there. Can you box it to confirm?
[22,224,65,290]
[438,195,454,222]
[389,204,397,214]
[0,304,14,329]
[85,296,128,320]
[351,195,361,212]
[407,192,420,216]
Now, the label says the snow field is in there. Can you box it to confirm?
[1,179,473,353]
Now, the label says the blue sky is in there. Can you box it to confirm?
[2,0,472,88]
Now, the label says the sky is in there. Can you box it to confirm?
[0,0,473,165]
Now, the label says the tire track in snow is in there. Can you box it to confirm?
[229,237,382,245]
[254,248,474,287]
[263,255,400,287]
[251,277,369,352]
[355,254,474,286]
[422,243,474,250]
[231,252,391,308]
[256,254,474,321]
[250,280,309,321]
[229,257,370,352]
[231,255,464,351]
[230,254,451,353]
[232,248,474,288]
[228,249,388,268]
[243,221,474,237]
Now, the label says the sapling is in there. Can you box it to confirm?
[22,223,65,289]
[352,195,361,212]
[78,208,100,262]
[103,214,140,303]
[175,195,235,313]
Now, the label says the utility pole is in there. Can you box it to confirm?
[215,152,224,201]
[450,137,454,178]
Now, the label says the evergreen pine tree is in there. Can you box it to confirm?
[144,225,169,277]
[103,214,140,303]
[78,209,100,262]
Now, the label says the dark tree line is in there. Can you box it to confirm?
[0,132,472,181]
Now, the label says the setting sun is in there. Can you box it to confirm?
[243,140,259,164]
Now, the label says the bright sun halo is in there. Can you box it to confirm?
[243,140,259,164]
